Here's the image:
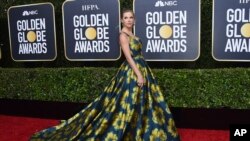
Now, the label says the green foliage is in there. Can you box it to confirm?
[1,67,249,109]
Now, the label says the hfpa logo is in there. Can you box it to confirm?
[155,0,178,7]
[239,0,250,4]
[22,10,38,16]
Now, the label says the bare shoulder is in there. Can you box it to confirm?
[119,32,129,43]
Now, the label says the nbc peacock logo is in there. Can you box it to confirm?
[22,10,38,16]
[155,0,177,7]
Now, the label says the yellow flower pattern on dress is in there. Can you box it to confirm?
[30,34,180,141]
[105,132,118,141]
[168,118,179,138]
[95,118,108,135]
[150,129,168,141]
[152,106,165,125]
[113,112,126,130]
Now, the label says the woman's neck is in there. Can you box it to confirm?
[122,28,133,36]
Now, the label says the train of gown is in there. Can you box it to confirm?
[30,34,180,141]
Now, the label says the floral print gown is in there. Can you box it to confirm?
[30,33,180,141]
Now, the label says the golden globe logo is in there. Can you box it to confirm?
[73,13,110,53]
[85,27,97,40]
[241,23,250,37]
[145,11,187,53]
[224,8,250,52]
[27,31,37,42]
[17,18,47,54]
[159,25,173,39]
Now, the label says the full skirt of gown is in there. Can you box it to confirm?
[30,36,180,141]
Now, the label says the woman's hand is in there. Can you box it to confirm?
[137,75,145,88]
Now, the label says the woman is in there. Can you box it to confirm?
[30,9,180,141]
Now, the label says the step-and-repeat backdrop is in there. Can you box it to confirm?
[6,0,250,62]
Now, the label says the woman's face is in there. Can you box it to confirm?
[121,11,135,28]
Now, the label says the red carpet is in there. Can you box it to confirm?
[0,115,229,141]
